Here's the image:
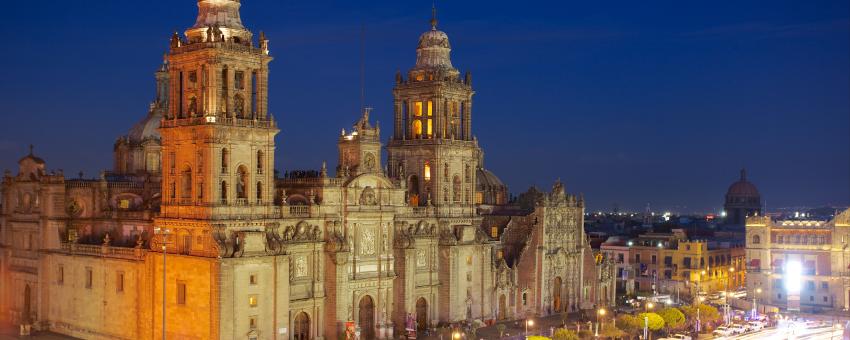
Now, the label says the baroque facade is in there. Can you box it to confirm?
[0,1,615,339]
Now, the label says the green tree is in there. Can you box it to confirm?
[553,328,580,340]
[496,323,507,337]
[637,312,665,332]
[599,323,627,339]
[615,314,641,334]
[658,307,686,331]
[577,329,593,339]
[681,304,721,331]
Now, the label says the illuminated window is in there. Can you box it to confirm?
[177,282,187,305]
[466,255,473,265]
[249,295,258,307]
[491,226,498,238]
[476,192,484,205]
[414,102,423,116]
[427,101,433,116]
[119,199,130,209]
[424,163,431,181]
[412,120,422,138]
[427,118,432,137]
[497,250,503,259]
[415,73,424,81]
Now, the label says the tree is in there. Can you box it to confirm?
[496,323,507,337]
[577,329,593,339]
[553,328,580,340]
[637,312,665,332]
[616,314,641,334]
[599,323,627,339]
[681,304,721,332]
[658,307,686,331]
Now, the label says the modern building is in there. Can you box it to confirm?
[745,210,850,313]
[0,2,614,339]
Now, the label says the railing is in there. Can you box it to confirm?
[171,40,264,55]
[160,116,277,129]
[289,206,309,216]
[59,242,147,260]
[235,198,248,206]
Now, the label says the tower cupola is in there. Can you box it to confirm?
[185,0,252,44]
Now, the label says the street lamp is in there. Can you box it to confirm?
[154,227,172,340]
[725,267,734,324]
[526,319,534,336]
[753,287,762,318]
[645,302,654,312]
[452,330,461,339]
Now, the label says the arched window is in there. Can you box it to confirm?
[452,175,461,202]
[412,120,423,139]
[220,181,227,203]
[181,165,192,199]
[423,162,431,181]
[237,166,249,199]
[256,150,264,174]
[221,149,229,173]
[256,182,263,203]
[752,235,760,244]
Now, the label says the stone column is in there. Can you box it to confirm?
[463,99,472,141]
[394,99,403,140]
[433,95,442,139]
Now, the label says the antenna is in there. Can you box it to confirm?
[359,23,366,112]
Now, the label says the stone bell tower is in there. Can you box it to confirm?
[159,0,277,218]
[338,108,382,177]
[387,8,479,208]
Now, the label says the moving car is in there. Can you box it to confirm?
[728,324,748,334]
[746,321,765,331]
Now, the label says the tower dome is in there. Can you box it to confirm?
[726,169,760,197]
[413,7,457,74]
[723,168,762,226]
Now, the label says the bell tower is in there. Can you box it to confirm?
[158,0,277,231]
[387,8,478,208]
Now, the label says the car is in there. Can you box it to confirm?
[713,326,733,337]
[670,334,692,340]
[728,324,748,334]
[747,321,765,331]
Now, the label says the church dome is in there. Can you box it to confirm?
[476,168,508,205]
[413,9,456,72]
[477,168,506,190]
[726,169,759,197]
[127,106,162,143]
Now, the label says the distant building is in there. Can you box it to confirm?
[745,210,850,313]
[724,169,761,226]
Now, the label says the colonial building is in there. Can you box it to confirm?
[746,210,850,313]
[0,1,614,339]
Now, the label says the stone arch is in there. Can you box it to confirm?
[23,284,32,324]
[293,312,310,340]
[553,276,563,312]
[408,175,420,206]
[236,165,249,199]
[416,297,428,331]
[452,175,461,202]
[359,295,376,339]
[752,234,760,244]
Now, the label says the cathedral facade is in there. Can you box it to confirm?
[0,1,615,339]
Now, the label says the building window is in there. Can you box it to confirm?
[250,274,258,285]
[116,272,125,293]
[235,71,245,89]
[823,296,828,303]
[85,267,93,289]
[635,254,641,263]
[57,265,64,285]
[490,226,499,238]
[177,282,187,305]
[423,162,431,181]
[466,255,473,265]
[249,295,258,307]
[522,292,528,306]
[249,315,258,329]
[821,282,828,290]
[752,235,760,244]
[651,255,657,264]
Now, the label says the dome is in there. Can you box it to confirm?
[477,168,506,190]
[127,105,162,143]
[413,9,456,72]
[726,169,759,197]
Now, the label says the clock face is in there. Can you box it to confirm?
[364,153,376,171]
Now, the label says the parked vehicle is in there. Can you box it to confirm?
[747,321,765,331]
[669,334,692,340]
[713,326,733,337]
[728,324,748,334]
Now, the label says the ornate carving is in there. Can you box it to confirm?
[294,256,307,277]
[361,228,376,255]
[416,250,426,268]
[359,186,377,206]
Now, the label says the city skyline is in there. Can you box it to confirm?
[0,0,847,213]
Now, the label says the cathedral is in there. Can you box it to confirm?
[0,1,615,339]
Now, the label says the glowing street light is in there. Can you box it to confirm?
[596,308,607,336]
[452,331,461,339]
[526,319,534,336]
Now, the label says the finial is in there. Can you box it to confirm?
[28,144,33,155]
[740,168,747,181]
[430,1,438,29]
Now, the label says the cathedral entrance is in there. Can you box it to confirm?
[23,284,31,324]
[293,312,309,340]
[416,298,428,331]
[359,295,376,339]
[498,294,507,320]
[553,276,562,312]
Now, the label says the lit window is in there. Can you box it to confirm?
[424,163,431,181]
[490,226,498,238]
[119,199,130,209]
[466,255,473,265]
[249,295,258,307]
[427,101,433,116]
[414,102,423,116]
[177,282,187,305]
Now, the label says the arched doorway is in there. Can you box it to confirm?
[408,175,420,206]
[293,312,310,340]
[498,294,507,320]
[553,277,563,312]
[415,298,428,331]
[23,284,31,324]
[359,295,375,339]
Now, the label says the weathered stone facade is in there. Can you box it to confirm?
[0,2,615,339]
